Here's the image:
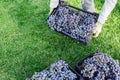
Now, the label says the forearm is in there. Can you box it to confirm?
[98,0,118,24]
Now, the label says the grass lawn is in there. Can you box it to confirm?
[0,0,120,80]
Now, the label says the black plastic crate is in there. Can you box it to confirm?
[26,60,83,80]
[69,66,83,80]
[75,51,120,80]
[46,1,99,44]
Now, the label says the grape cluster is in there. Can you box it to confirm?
[46,5,98,43]
[26,60,77,80]
[78,51,120,80]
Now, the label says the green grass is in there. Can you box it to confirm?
[0,0,120,80]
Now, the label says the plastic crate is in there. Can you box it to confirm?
[26,60,83,80]
[75,51,120,80]
[46,1,99,44]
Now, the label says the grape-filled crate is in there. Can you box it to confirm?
[76,51,120,80]
[46,1,99,44]
[26,60,81,80]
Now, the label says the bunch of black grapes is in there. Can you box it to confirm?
[26,60,77,80]
[79,51,120,80]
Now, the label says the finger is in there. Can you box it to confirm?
[93,29,97,36]
[93,32,96,37]
[93,27,97,33]
[93,31,100,37]
[93,33,99,37]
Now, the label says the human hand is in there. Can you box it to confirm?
[49,0,59,14]
[93,22,103,37]
[49,8,54,15]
